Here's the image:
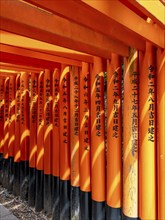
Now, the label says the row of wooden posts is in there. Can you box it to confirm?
[0,43,164,220]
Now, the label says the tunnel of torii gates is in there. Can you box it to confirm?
[0,0,164,220]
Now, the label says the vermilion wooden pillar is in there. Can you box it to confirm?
[8,76,15,192]
[20,72,30,201]
[0,77,5,184]
[80,62,92,220]
[123,48,139,220]
[13,74,21,195]
[59,65,70,220]
[8,76,15,158]
[28,73,38,207]
[0,78,4,155]
[52,68,60,219]
[3,77,10,188]
[35,71,44,212]
[91,57,105,220]
[106,53,122,219]
[157,48,165,220]
[139,43,156,220]
[43,69,53,215]
[70,65,80,219]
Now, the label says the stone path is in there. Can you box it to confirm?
[0,204,18,220]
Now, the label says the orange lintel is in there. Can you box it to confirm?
[23,0,145,51]
[0,0,128,57]
[81,0,164,49]
[0,44,81,68]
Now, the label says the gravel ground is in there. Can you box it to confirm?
[0,185,51,220]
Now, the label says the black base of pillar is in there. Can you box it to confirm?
[52,176,60,220]
[123,213,139,220]
[2,158,9,189]
[60,179,70,220]
[71,186,80,219]
[0,153,4,185]
[35,169,44,212]
[28,167,36,207]
[13,162,20,196]
[8,157,14,193]
[44,174,52,216]
[106,204,121,220]
[92,200,105,220]
[80,190,92,220]
[20,160,29,201]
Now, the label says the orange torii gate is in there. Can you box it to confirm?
[0,50,164,219]
[0,1,164,219]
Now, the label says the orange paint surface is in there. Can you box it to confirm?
[80,62,91,192]
[107,53,122,208]
[139,43,156,219]
[29,73,38,168]
[59,65,70,181]
[8,76,15,157]
[36,71,44,171]
[3,77,9,159]
[91,57,105,202]
[157,48,165,220]
[0,78,4,154]
[52,68,60,177]
[70,66,80,187]
[43,69,52,175]
[20,72,30,161]
[123,48,139,218]
[14,74,21,162]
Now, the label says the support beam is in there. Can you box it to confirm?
[0,44,82,68]
[120,0,165,28]
[135,0,165,27]
[0,72,18,77]
[23,0,145,51]
[0,62,44,73]
[160,0,165,6]
[0,31,93,63]
[0,0,129,57]
[81,0,164,49]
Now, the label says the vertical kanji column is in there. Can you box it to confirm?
[43,69,53,215]
[20,72,30,201]
[107,53,122,219]
[35,71,44,212]
[28,73,38,207]
[157,48,165,220]
[0,77,4,184]
[8,76,15,192]
[3,77,10,188]
[70,66,80,219]
[91,57,105,220]
[139,43,156,219]
[13,74,21,195]
[52,68,60,219]
[80,62,91,220]
[123,48,139,219]
[59,65,70,220]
